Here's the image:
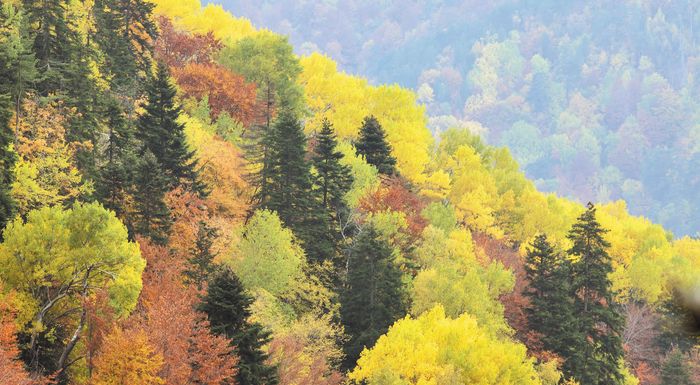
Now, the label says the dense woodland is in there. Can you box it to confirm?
[225,0,700,237]
[0,1,699,385]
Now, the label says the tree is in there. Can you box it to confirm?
[132,151,172,244]
[660,349,694,385]
[94,0,158,89]
[0,203,144,378]
[565,203,625,385]
[95,100,136,219]
[233,209,305,296]
[349,305,541,385]
[153,17,222,68]
[91,327,164,385]
[218,32,304,127]
[354,116,397,175]
[199,267,278,385]
[10,97,91,217]
[0,94,15,234]
[257,111,333,266]
[340,226,407,369]
[312,119,353,235]
[137,62,205,195]
[135,241,238,385]
[0,290,34,385]
[173,62,259,126]
[184,221,218,289]
[0,3,36,233]
[523,234,576,358]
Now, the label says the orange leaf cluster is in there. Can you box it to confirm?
[129,240,238,385]
[360,177,427,239]
[0,291,34,385]
[155,17,222,68]
[173,62,260,125]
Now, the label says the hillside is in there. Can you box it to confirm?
[215,0,700,237]
[0,1,699,385]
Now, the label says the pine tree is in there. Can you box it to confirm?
[132,151,171,244]
[257,111,334,265]
[340,226,407,369]
[0,95,14,235]
[523,234,576,358]
[184,221,218,289]
[661,349,695,385]
[312,118,353,220]
[94,0,157,91]
[199,267,278,385]
[22,0,74,95]
[564,202,625,385]
[355,115,397,175]
[137,62,206,195]
[95,101,135,218]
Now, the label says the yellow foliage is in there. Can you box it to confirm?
[299,53,433,184]
[150,0,258,43]
[350,305,541,385]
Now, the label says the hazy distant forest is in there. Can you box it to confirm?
[227,0,700,236]
[0,1,699,385]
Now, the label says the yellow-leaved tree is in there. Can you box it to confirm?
[350,305,541,385]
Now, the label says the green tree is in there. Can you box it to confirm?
[137,62,205,195]
[340,226,407,369]
[0,202,144,378]
[131,151,171,244]
[661,349,695,385]
[199,267,279,385]
[95,100,136,219]
[523,234,576,358]
[564,203,625,385]
[217,31,304,126]
[93,0,157,90]
[312,118,353,222]
[354,115,396,175]
[257,111,333,266]
[184,220,218,290]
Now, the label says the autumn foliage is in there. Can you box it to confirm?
[173,63,260,125]
[0,290,33,385]
[359,177,427,238]
[155,17,222,68]
[130,241,238,385]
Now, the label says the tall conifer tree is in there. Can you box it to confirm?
[523,234,576,359]
[257,111,333,265]
[199,267,278,385]
[340,226,407,369]
[661,349,695,385]
[355,115,396,175]
[131,151,171,244]
[137,62,205,195]
[564,203,625,385]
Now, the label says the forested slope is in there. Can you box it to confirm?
[0,1,699,385]
[214,0,700,237]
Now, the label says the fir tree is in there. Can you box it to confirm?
[184,221,218,289]
[0,95,14,234]
[355,115,397,175]
[661,349,695,385]
[131,151,171,244]
[523,234,576,358]
[564,202,625,385]
[94,0,157,91]
[312,118,353,220]
[199,267,278,385]
[95,101,135,218]
[137,62,206,195]
[340,226,407,369]
[257,111,334,265]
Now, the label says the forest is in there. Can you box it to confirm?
[0,1,699,385]
[223,0,700,237]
